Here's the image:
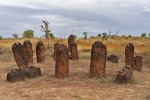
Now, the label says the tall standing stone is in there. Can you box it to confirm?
[36,41,45,63]
[131,56,143,71]
[68,35,74,53]
[70,42,79,61]
[89,41,107,78]
[125,43,134,65]
[12,42,28,67]
[54,42,60,61]
[55,44,69,78]
[23,40,33,64]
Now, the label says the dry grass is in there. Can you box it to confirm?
[1,36,150,66]
[0,37,150,100]
[1,37,150,54]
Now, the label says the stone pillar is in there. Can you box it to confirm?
[68,35,74,53]
[70,42,79,61]
[54,42,59,61]
[55,44,69,78]
[89,41,107,78]
[131,56,143,71]
[12,42,28,67]
[23,40,33,64]
[125,43,134,65]
[36,41,45,63]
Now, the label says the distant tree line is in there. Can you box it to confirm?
[1,30,150,40]
[140,33,150,38]
[11,29,55,39]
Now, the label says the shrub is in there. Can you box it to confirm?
[0,36,3,40]
[22,29,34,38]
[141,33,146,38]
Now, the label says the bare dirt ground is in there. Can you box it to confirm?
[0,58,150,100]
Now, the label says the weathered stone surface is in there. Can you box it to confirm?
[125,43,134,65]
[131,56,143,71]
[7,66,41,82]
[89,41,107,78]
[36,41,45,63]
[23,40,33,64]
[70,42,79,61]
[8,42,42,82]
[146,95,150,100]
[54,42,59,61]
[116,65,133,84]
[55,44,69,78]
[107,54,118,63]
[12,42,28,68]
[68,35,74,53]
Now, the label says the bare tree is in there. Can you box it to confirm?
[115,31,119,36]
[40,20,51,49]
[108,30,119,37]
[108,30,111,37]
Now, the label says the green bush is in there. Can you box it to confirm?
[83,32,87,39]
[141,33,146,38]
[22,29,34,38]
[0,36,3,40]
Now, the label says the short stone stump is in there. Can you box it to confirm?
[116,65,133,84]
[7,66,41,82]
[107,54,118,63]
[131,56,143,71]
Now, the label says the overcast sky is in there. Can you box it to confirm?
[0,0,150,38]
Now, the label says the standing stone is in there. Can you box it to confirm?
[89,41,107,78]
[55,44,69,78]
[54,42,60,61]
[70,42,79,61]
[125,43,134,65]
[12,42,28,67]
[36,41,45,63]
[68,35,74,53]
[131,56,143,71]
[23,40,33,64]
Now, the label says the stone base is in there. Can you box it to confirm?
[7,66,41,82]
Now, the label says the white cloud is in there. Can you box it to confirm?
[144,8,150,12]
[0,0,150,38]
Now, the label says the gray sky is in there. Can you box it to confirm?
[0,0,150,38]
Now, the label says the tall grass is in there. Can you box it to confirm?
[1,37,150,54]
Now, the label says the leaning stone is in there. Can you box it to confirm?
[12,42,28,68]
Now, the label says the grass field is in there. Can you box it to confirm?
[0,36,150,100]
